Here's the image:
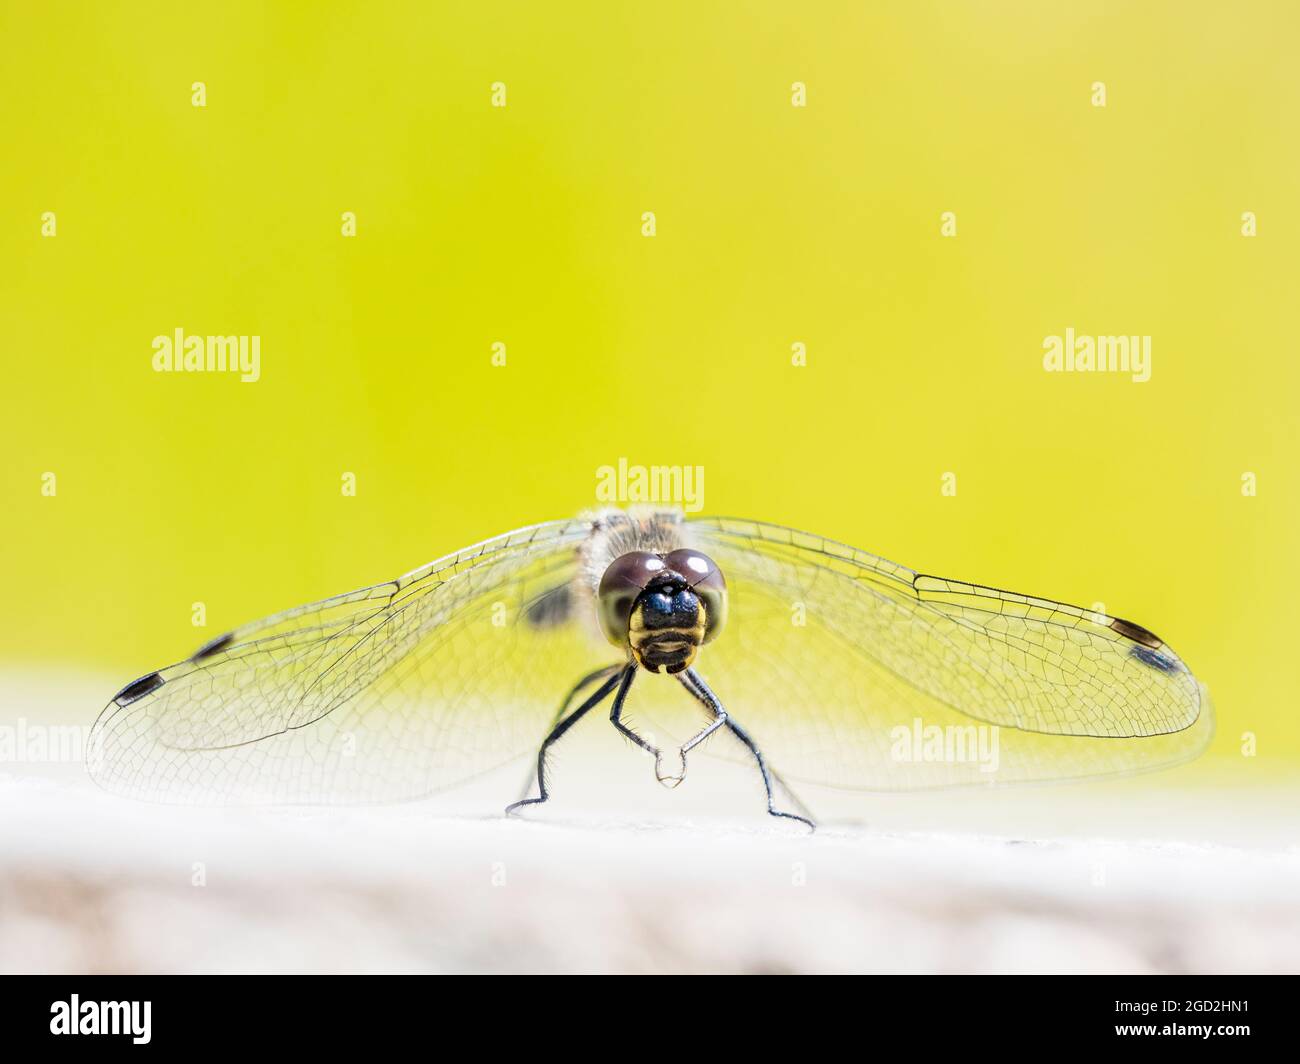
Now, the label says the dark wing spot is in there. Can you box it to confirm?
[1129,645,1182,675]
[192,631,235,661]
[525,584,573,629]
[1109,616,1163,649]
[112,672,165,706]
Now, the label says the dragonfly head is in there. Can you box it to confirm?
[597,549,727,674]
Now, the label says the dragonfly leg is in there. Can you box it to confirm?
[505,665,626,817]
[607,664,679,786]
[681,668,817,833]
[513,663,623,803]
[653,670,729,787]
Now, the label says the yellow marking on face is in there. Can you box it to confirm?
[628,599,708,671]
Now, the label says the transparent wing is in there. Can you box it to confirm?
[674,516,1212,791]
[88,519,603,804]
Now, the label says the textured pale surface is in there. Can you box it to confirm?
[2,674,1296,974]
[3,775,1299,975]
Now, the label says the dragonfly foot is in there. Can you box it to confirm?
[654,749,687,788]
[770,808,816,833]
[505,797,545,817]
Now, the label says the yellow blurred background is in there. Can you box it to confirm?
[2,1,1296,770]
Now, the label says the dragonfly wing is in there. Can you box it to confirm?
[89,519,603,804]
[682,517,1212,791]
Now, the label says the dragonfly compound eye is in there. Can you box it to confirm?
[597,551,666,647]
[661,549,726,645]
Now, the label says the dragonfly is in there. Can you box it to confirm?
[88,509,1212,831]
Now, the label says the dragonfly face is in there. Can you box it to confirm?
[596,548,727,673]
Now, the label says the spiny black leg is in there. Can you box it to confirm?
[679,671,815,822]
[514,663,621,802]
[722,714,817,833]
[673,671,729,754]
[606,663,648,752]
[607,664,681,785]
[681,668,817,833]
[505,665,626,817]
